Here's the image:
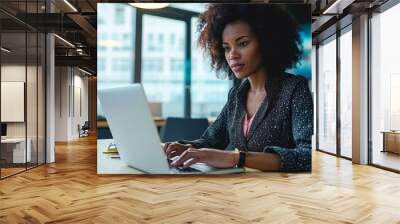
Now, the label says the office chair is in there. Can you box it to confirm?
[97,128,113,139]
[97,115,113,139]
[160,117,209,143]
[79,121,90,138]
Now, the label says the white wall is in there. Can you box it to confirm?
[55,67,89,141]
[1,65,42,137]
[1,65,27,138]
[55,67,69,141]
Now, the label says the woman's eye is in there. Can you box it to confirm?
[239,41,249,47]
[223,46,230,52]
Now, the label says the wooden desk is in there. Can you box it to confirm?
[382,131,400,154]
[97,139,142,174]
[97,117,214,130]
[97,139,251,174]
[1,138,32,163]
[98,117,166,129]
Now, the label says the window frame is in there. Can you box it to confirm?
[314,17,353,161]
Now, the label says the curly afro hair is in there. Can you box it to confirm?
[197,4,302,79]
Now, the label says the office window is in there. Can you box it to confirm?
[141,15,185,118]
[98,17,105,25]
[287,23,312,79]
[142,59,163,74]
[0,1,46,179]
[97,4,135,90]
[148,34,157,51]
[99,33,107,41]
[190,17,231,119]
[158,34,164,50]
[114,6,125,25]
[170,59,183,72]
[111,59,131,72]
[123,33,130,41]
[112,33,119,40]
[317,36,337,154]
[339,28,352,158]
[371,3,400,171]
[98,58,106,71]
[170,34,176,46]
[178,37,184,51]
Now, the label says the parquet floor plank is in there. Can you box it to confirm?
[0,135,399,223]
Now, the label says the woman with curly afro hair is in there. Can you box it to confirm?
[164,4,313,172]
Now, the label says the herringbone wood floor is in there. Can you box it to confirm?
[1,135,400,224]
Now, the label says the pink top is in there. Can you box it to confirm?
[242,113,256,139]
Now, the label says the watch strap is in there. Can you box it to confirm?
[237,151,246,168]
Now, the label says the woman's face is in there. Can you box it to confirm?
[222,20,263,79]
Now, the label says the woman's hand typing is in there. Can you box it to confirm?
[163,142,192,159]
[170,147,239,168]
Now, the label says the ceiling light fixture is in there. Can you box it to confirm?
[63,0,78,12]
[1,47,11,53]
[78,67,92,76]
[322,0,354,15]
[129,3,169,10]
[54,34,75,48]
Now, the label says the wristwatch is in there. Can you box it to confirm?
[237,151,246,168]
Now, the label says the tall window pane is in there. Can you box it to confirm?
[38,33,46,165]
[191,17,231,119]
[27,31,38,169]
[97,3,135,116]
[339,29,352,158]
[318,37,337,154]
[141,15,185,118]
[371,4,400,171]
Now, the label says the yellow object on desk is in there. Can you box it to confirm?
[103,142,118,154]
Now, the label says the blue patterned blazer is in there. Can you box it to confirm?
[179,73,313,172]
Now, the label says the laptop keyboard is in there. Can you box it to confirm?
[167,158,200,173]
[175,166,199,172]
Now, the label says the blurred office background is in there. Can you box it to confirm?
[97,3,311,120]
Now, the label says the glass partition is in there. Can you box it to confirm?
[339,29,352,158]
[38,32,45,165]
[0,1,46,179]
[1,31,28,177]
[317,36,337,155]
[371,3,400,171]
[27,31,38,169]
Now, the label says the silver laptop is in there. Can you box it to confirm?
[98,84,244,174]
